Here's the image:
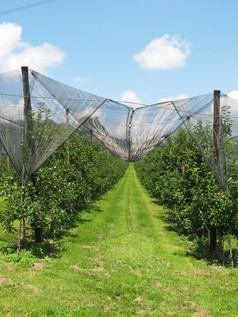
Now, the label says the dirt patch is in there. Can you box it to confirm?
[82,245,97,249]
[73,265,105,273]
[33,262,47,270]
[90,267,105,273]
[181,301,198,310]
[0,278,14,286]
[6,266,15,272]
[191,269,211,276]
[73,265,82,271]
[192,311,211,317]
[137,309,158,315]
[156,282,163,288]
[133,295,143,304]
[177,271,187,276]
[209,265,229,276]
[22,284,39,293]
[88,256,105,267]
[129,266,142,277]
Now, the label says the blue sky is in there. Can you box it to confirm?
[0,0,238,104]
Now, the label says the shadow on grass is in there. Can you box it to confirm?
[0,235,65,259]
[89,202,105,213]
[0,200,107,267]
[0,208,96,260]
[152,201,237,267]
[180,238,237,268]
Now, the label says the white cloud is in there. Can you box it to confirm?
[133,34,191,70]
[159,94,189,103]
[222,91,238,137]
[120,90,143,108]
[0,97,24,122]
[228,90,238,101]
[0,22,65,73]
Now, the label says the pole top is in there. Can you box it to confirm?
[21,66,29,71]
[214,90,220,96]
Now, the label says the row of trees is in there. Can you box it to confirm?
[0,133,128,247]
[135,125,238,264]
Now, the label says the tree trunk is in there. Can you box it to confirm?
[35,227,43,243]
[22,218,26,248]
[209,228,216,252]
[218,231,223,263]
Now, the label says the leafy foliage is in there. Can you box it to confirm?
[0,132,128,240]
[135,127,238,240]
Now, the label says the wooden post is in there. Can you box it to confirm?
[66,109,69,126]
[22,66,35,159]
[209,90,221,252]
[164,136,168,144]
[101,141,104,152]
[66,109,70,163]
[213,90,220,163]
[22,66,42,244]
[6,129,10,170]
[186,117,190,130]
[22,66,34,246]
[90,130,93,147]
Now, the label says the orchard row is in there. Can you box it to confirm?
[135,127,238,260]
[0,133,128,243]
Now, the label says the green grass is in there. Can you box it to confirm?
[0,164,237,316]
[0,196,6,204]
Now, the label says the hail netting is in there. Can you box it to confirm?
[0,67,238,191]
[78,100,132,161]
[0,67,105,183]
[173,91,238,194]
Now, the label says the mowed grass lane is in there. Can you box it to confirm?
[0,164,237,316]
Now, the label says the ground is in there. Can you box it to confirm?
[0,164,237,316]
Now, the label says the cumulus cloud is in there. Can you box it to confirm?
[159,94,189,103]
[133,34,191,70]
[0,22,65,73]
[228,90,238,100]
[120,90,143,108]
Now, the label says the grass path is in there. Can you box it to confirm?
[0,164,237,316]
